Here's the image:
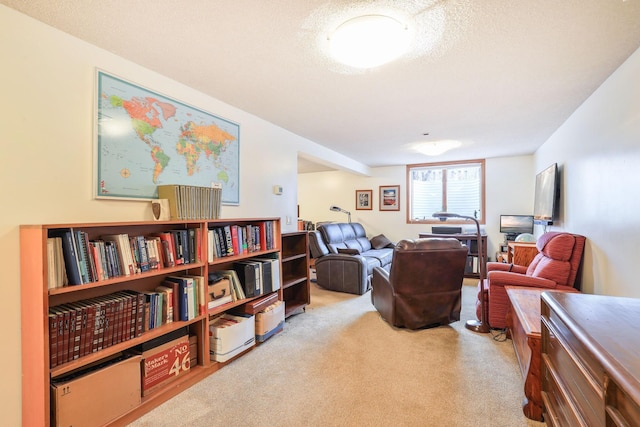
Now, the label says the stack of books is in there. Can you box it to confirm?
[157,183,222,220]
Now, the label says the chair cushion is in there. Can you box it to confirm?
[527,232,576,282]
[529,257,571,286]
[536,232,575,261]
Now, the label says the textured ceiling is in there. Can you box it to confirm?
[3,0,640,173]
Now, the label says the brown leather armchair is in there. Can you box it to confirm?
[371,238,468,329]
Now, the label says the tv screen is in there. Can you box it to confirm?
[500,215,534,235]
[533,163,559,225]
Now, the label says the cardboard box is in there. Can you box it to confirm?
[140,335,190,396]
[51,355,142,427]
[209,313,255,362]
[255,300,285,342]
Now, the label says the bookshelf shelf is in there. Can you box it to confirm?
[21,217,281,427]
[281,231,310,318]
[48,262,208,295]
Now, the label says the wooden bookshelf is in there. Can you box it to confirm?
[21,218,281,427]
[280,231,310,318]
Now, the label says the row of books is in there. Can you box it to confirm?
[157,183,222,221]
[233,257,281,298]
[206,256,281,311]
[207,220,277,261]
[47,228,201,288]
[48,275,206,368]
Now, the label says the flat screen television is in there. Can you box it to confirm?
[500,215,534,238]
[533,163,560,225]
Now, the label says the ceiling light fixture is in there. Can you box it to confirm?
[414,140,462,156]
[328,15,412,68]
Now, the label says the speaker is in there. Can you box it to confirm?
[151,199,170,221]
[432,226,462,234]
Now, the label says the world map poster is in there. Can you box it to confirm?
[95,70,240,204]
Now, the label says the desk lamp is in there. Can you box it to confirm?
[329,205,351,223]
[433,212,489,333]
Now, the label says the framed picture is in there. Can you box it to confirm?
[379,185,400,211]
[355,189,373,210]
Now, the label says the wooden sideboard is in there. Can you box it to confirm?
[541,292,640,426]
[497,242,538,266]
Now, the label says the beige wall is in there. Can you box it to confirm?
[299,46,640,300]
[298,155,534,259]
[0,6,358,425]
[534,44,640,296]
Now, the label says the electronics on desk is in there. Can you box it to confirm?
[432,226,462,234]
[500,214,534,241]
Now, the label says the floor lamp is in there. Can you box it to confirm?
[329,205,351,223]
[432,212,490,333]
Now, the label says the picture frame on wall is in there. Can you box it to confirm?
[379,185,400,211]
[355,189,373,210]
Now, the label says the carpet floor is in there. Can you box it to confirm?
[128,280,547,427]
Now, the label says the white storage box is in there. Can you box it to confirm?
[256,300,285,342]
[209,313,255,362]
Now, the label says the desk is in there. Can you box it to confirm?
[505,287,545,421]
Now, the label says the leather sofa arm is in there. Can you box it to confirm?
[314,254,369,295]
[371,266,395,321]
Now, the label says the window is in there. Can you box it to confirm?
[406,159,485,224]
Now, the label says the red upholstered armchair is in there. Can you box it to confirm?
[476,232,586,329]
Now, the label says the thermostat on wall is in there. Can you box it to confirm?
[273,185,283,195]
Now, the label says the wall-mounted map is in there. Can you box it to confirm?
[95,70,240,204]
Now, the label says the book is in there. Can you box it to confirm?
[102,234,135,276]
[233,261,260,298]
[252,255,281,292]
[47,237,67,289]
[230,225,240,255]
[184,275,206,316]
[134,235,150,272]
[155,285,174,325]
[163,276,193,321]
[81,231,98,283]
[223,225,234,256]
[171,229,188,265]
[157,184,182,220]
[48,309,59,368]
[52,229,83,285]
[73,230,91,283]
[251,258,273,294]
[153,232,176,268]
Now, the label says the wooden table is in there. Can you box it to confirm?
[506,286,580,421]
[505,286,545,421]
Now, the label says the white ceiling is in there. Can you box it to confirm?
[4,0,640,173]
